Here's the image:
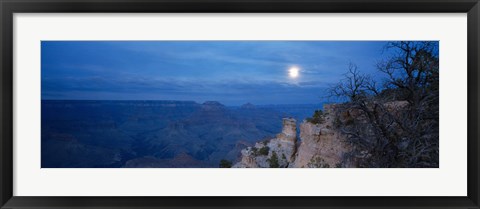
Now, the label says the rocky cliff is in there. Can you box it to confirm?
[233,118,297,168]
[292,104,352,168]
[233,104,352,168]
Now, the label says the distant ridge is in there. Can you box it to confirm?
[240,103,256,109]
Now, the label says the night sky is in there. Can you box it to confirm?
[41,41,391,106]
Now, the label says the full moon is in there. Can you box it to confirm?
[289,67,300,78]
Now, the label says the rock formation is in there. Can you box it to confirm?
[240,103,256,109]
[233,104,353,168]
[233,118,298,168]
[291,104,351,168]
[201,101,226,111]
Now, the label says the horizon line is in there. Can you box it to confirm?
[40,99,329,107]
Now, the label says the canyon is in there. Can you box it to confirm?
[41,100,322,168]
[233,104,352,168]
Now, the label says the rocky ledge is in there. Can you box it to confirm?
[233,104,352,168]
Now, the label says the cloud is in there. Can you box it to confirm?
[41,41,393,104]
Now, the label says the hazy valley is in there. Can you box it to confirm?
[41,100,321,168]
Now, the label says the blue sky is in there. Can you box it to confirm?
[42,41,391,105]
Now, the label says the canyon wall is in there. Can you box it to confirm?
[233,118,297,168]
[233,104,352,168]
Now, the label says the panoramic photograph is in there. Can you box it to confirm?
[41,41,439,168]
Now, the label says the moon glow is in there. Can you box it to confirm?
[289,67,300,78]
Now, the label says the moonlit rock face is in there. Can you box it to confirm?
[289,67,299,78]
[282,118,297,137]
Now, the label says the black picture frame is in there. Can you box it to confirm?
[1,0,479,208]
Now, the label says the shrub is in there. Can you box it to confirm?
[306,110,325,124]
[219,159,232,168]
[268,151,279,168]
[307,156,330,168]
[258,146,270,155]
[250,147,258,156]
